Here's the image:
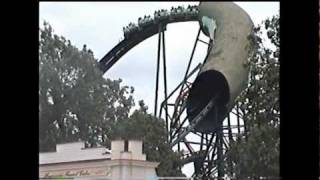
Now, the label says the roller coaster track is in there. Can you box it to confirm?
[98,13,199,73]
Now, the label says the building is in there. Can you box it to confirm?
[39,140,159,180]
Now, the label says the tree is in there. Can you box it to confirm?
[39,22,183,177]
[226,14,280,179]
[39,21,134,152]
[111,100,185,177]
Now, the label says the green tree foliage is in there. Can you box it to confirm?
[39,22,183,177]
[39,22,135,152]
[226,14,280,179]
[111,100,184,177]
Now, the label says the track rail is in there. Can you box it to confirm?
[98,13,199,73]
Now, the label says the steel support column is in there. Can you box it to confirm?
[154,24,162,117]
[227,113,234,175]
[216,106,224,179]
[227,114,234,143]
[161,30,169,139]
[237,104,241,134]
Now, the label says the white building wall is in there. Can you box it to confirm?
[56,142,84,152]
[129,140,146,160]
[39,140,159,180]
[40,142,110,165]
[111,140,125,160]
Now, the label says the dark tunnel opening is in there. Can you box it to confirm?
[186,70,230,133]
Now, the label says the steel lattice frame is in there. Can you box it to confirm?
[154,23,247,179]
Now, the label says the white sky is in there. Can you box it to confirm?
[39,1,279,177]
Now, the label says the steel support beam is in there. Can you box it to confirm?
[216,106,224,179]
[236,104,241,135]
[198,38,209,45]
[162,30,169,139]
[154,24,162,117]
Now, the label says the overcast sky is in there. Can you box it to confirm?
[39,2,279,177]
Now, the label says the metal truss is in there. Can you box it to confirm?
[153,23,247,179]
